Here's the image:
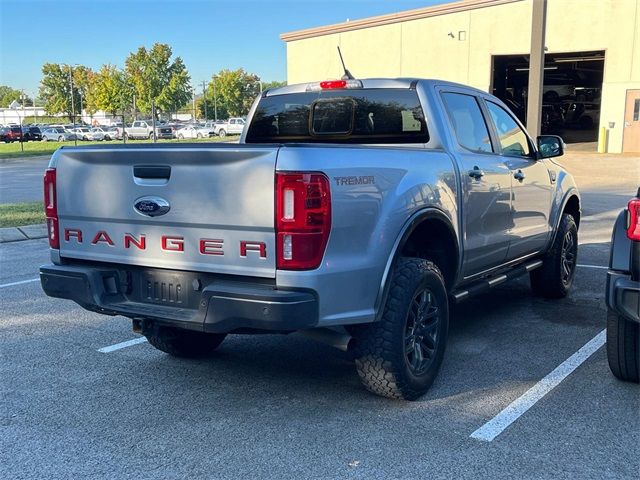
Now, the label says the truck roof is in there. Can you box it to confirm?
[264,78,487,96]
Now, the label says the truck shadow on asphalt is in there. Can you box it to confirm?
[125,242,609,408]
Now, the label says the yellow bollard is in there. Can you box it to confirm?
[597,127,608,153]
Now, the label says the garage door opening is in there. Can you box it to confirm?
[491,51,604,150]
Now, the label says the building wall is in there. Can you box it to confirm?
[284,0,640,152]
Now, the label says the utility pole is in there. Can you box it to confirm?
[202,80,208,121]
[213,76,218,121]
[526,0,547,137]
[66,65,78,146]
[192,89,196,121]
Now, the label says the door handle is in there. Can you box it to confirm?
[514,169,526,182]
[468,166,485,179]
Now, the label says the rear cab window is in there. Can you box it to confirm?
[245,88,429,144]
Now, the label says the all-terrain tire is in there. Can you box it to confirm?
[145,325,226,358]
[607,311,640,383]
[530,213,578,298]
[352,258,449,400]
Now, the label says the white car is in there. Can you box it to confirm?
[89,128,107,141]
[73,127,97,141]
[176,125,213,139]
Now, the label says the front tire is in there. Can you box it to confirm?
[145,325,226,358]
[530,213,578,298]
[607,311,640,383]
[352,258,449,400]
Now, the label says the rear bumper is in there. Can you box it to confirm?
[606,271,640,323]
[40,263,318,333]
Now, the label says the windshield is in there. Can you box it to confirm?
[246,88,428,144]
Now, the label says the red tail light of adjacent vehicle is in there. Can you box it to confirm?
[43,168,59,249]
[627,198,640,241]
[275,172,331,270]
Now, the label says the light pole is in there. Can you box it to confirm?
[212,76,218,121]
[202,80,208,121]
[63,64,78,146]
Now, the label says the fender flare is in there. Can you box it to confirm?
[373,207,460,321]
[547,188,581,250]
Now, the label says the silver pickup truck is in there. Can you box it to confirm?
[40,78,581,400]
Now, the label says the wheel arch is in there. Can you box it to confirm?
[374,208,460,320]
[547,190,581,250]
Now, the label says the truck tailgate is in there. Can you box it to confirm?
[52,145,279,278]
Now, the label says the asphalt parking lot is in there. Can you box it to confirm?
[1,152,638,479]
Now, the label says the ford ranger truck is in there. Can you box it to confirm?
[40,79,581,400]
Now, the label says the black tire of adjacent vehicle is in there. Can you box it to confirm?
[352,258,449,400]
[607,311,640,383]
[145,326,227,358]
[530,213,578,298]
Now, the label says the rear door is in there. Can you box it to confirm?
[54,145,279,278]
[440,90,513,277]
[482,99,553,260]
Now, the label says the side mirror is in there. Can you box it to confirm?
[537,135,565,159]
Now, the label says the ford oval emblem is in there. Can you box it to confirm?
[134,196,170,217]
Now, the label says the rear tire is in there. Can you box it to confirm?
[145,325,226,358]
[351,258,449,400]
[57,135,63,142]
[530,213,578,298]
[607,311,640,383]
[218,129,226,138]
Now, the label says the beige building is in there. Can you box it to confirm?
[281,0,640,153]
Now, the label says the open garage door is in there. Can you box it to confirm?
[492,51,604,150]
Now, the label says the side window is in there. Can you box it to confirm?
[485,101,531,157]
[133,121,141,128]
[441,92,493,153]
[230,119,236,124]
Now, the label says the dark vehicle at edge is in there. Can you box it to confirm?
[606,187,640,383]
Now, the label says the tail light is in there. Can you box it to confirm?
[43,168,59,249]
[275,172,331,270]
[627,198,640,241]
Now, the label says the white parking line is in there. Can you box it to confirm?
[470,329,606,442]
[577,264,608,270]
[0,278,39,289]
[98,337,148,353]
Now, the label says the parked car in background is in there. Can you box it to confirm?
[606,188,640,383]
[124,121,174,140]
[89,128,106,141]
[176,124,213,139]
[72,127,96,141]
[22,126,42,141]
[102,126,120,140]
[214,117,245,137]
[0,126,23,142]
[41,127,76,142]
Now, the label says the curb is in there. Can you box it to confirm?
[0,223,47,243]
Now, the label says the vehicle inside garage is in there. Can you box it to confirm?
[491,50,604,147]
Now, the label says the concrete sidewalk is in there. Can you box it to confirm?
[0,223,47,243]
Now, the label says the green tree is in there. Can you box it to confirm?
[39,63,81,121]
[125,43,191,116]
[72,66,97,115]
[208,68,261,118]
[262,80,287,91]
[0,86,32,107]
[94,65,133,116]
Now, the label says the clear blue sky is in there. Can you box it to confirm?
[0,0,454,97]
